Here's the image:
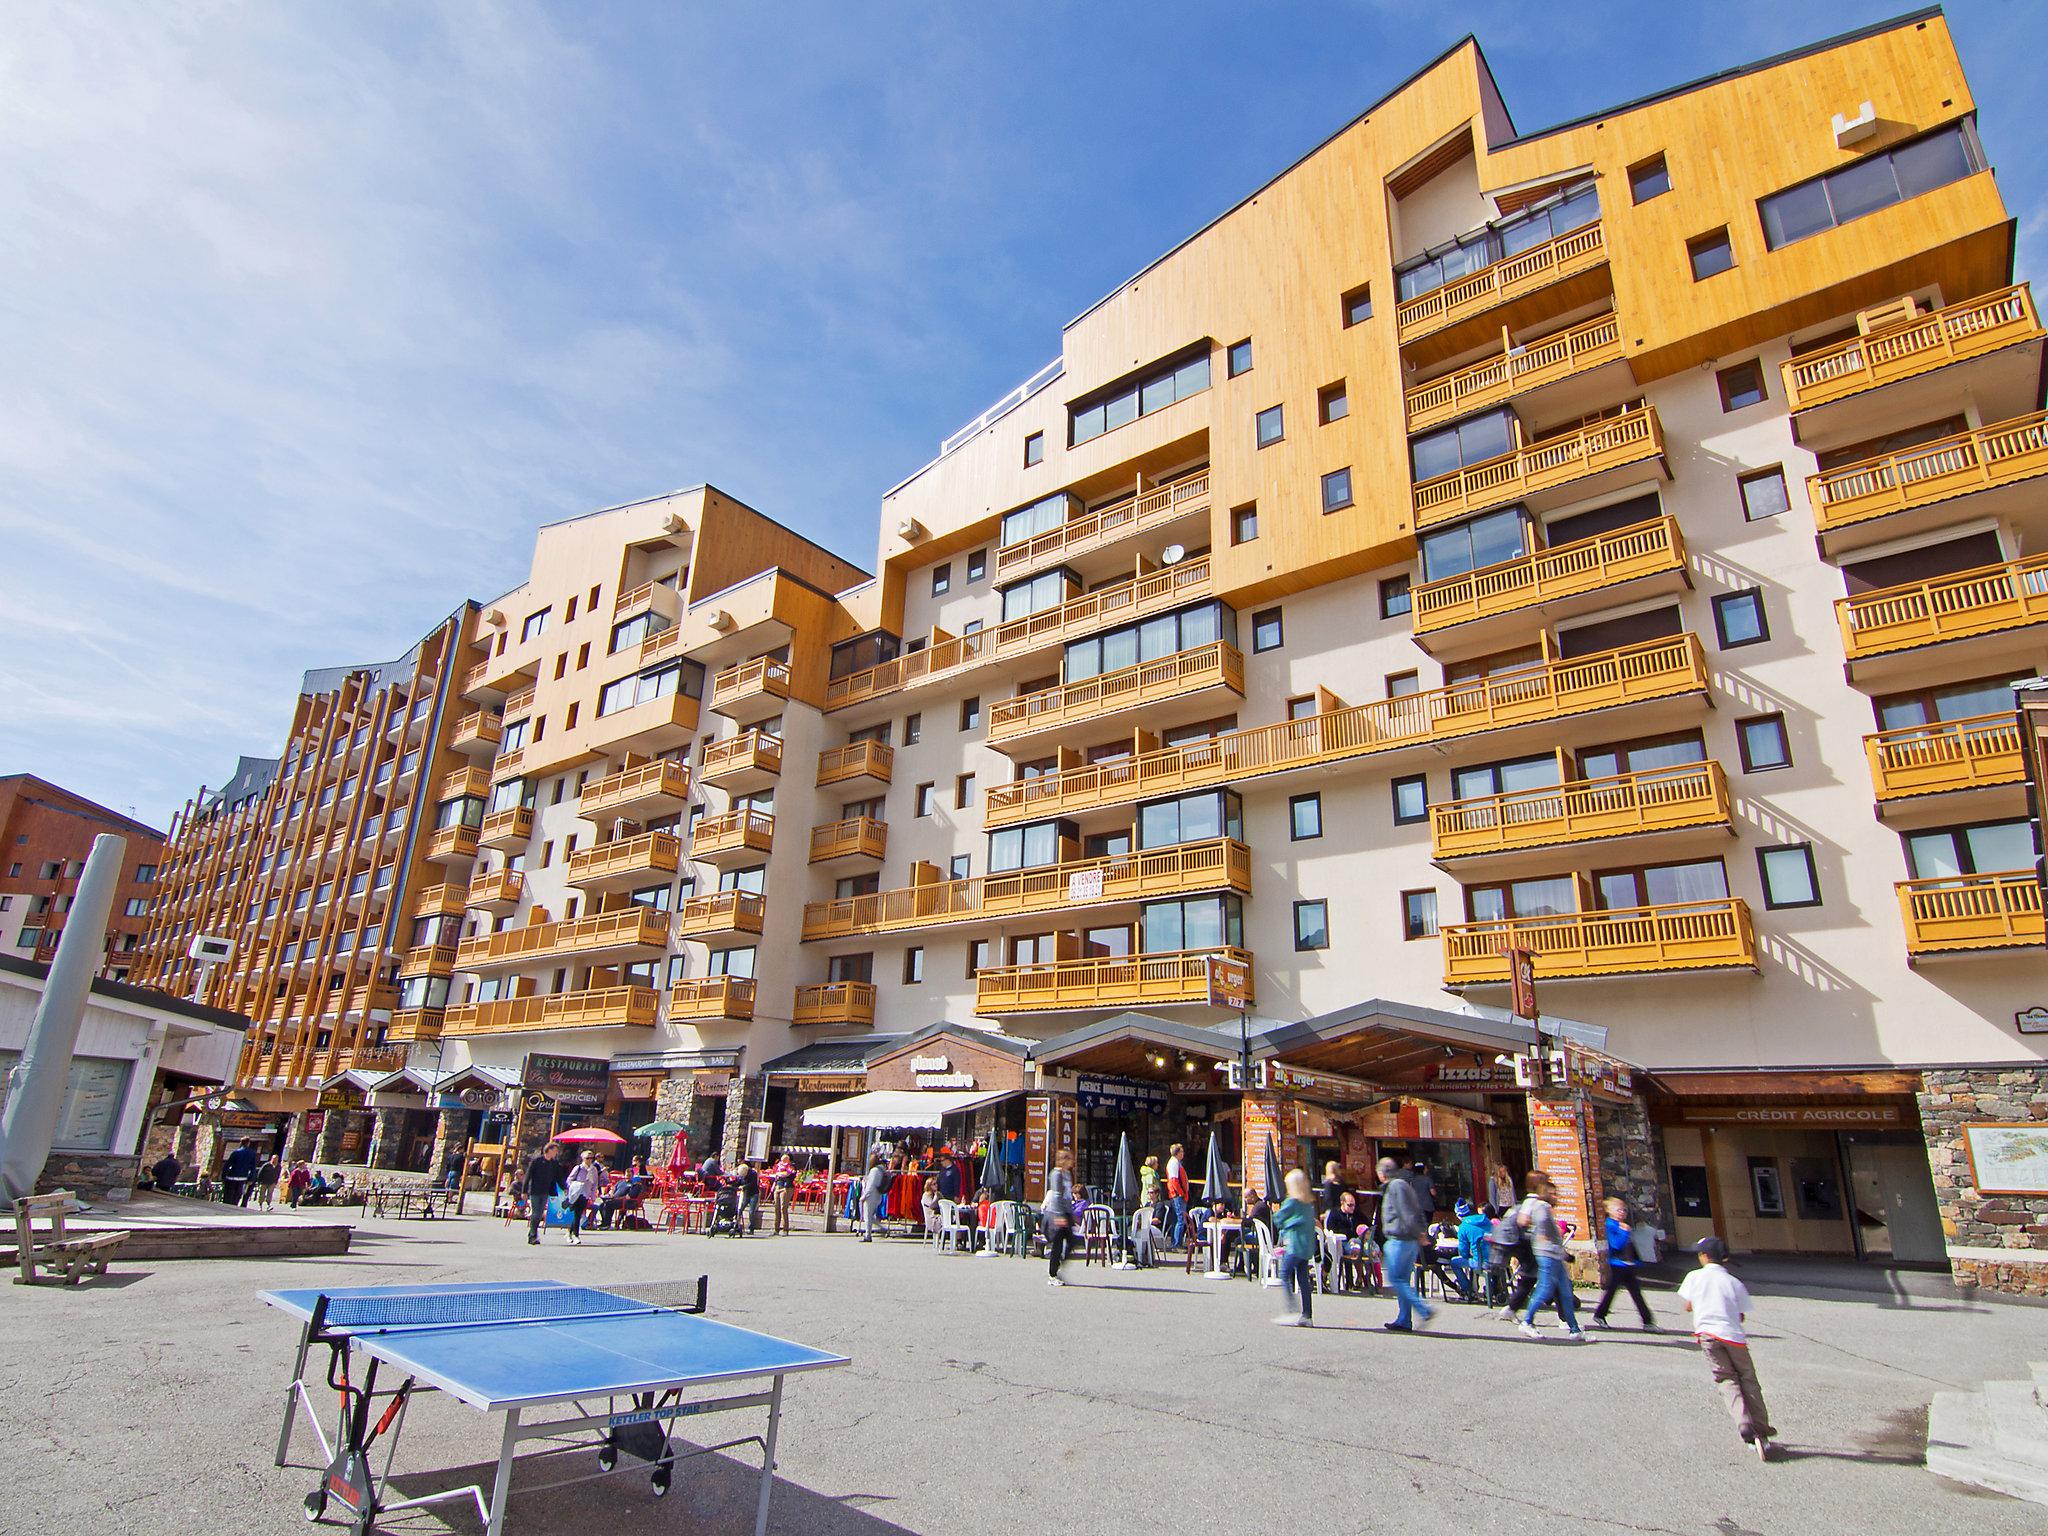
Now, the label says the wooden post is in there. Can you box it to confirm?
[824,1126,840,1233]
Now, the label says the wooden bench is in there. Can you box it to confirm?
[13,1191,127,1286]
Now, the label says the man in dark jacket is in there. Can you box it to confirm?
[221,1140,258,1206]
[526,1141,566,1246]
[149,1153,181,1192]
[1377,1156,1434,1333]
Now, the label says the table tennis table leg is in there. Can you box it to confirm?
[275,1322,314,1466]
[752,1376,783,1536]
[485,1408,521,1536]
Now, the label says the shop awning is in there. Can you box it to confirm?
[802,1088,1012,1130]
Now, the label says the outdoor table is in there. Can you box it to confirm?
[662,1196,714,1234]
[1205,1218,1242,1278]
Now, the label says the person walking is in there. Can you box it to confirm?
[770,1155,796,1235]
[1272,1169,1318,1327]
[1491,1201,1536,1317]
[254,1153,280,1211]
[1680,1237,1778,1460]
[1042,1149,1078,1286]
[221,1139,257,1207]
[563,1149,603,1245]
[525,1140,566,1246]
[1377,1155,1433,1333]
[859,1154,889,1242]
[1592,1196,1659,1331]
[1164,1143,1189,1249]
[1517,1171,1588,1342]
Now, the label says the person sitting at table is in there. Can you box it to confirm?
[1454,1199,1491,1295]
[698,1151,724,1191]
[149,1152,181,1192]
[974,1184,997,1232]
[1421,1212,1471,1300]
[935,1153,961,1204]
[598,1165,650,1230]
[1242,1188,1274,1274]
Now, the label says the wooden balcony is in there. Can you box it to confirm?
[411,882,469,919]
[809,816,887,865]
[985,635,1709,825]
[987,641,1245,749]
[478,805,533,851]
[1899,871,2044,957]
[1405,312,1627,433]
[1442,897,1757,986]
[567,830,681,893]
[675,890,767,944]
[339,1045,407,1074]
[803,838,1252,940]
[709,657,792,724]
[1396,221,1608,349]
[793,981,876,1026]
[1411,514,1687,648]
[450,710,503,757]
[825,556,1215,711]
[443,984,659,1036]
[1807,413,2048,550]
[494,745,527,780]
[1836,553,2048,670]
[465,869,525,914]
[1782,285,2043,413]
[1430,761,1731,864]
[1867,713,2027,806]
[701,730,782,792]
[614,579,680,623]
[503,683,538,718]
[579,759,691,826]
[399,940,460,978]
[460,653,535,704]
[976,947,1253,1015]
[1412,404,1664,531]
[816,740,893,789]
[455,907,671,973]
[437,765,492,802]
[425,823,481,865]
[668,975,757,1022]
[692,809,775,866]
[597,689,701,755]
[993,472,1211,582]
[386,1008,444,1043]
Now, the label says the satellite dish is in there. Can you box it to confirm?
[1160,544,1186,566]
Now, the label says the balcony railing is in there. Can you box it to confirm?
[709,657,792,714]
[816,740,893,787]
[386,1008,444,1043]
[1836,553,2048,662]
[986,635,1709,824]
[1411,515,1686,636]
[465,870,525,910]
[804,838,1251,940]
[993,472,1212,581]
[426,824,481,862]
[450,710,504,753]
[1396,221,1607,344]
[567,830,682,887]
[987,641,1244,745]
[1405,312,1625,431]
[825,556,1214,710]
[793,980,878,1026]
[503,683,538,717]
[668,975,757,1021]
[692,808,775,860]
[578,759,691,823]
[1782,285,2043,413]
[976,946,1252,1014]
[1442,897,1756,985]
[437,765,492,802]
[1430,761,1730,861]
[1898,871,2044,955]
[1413,404,1662,530]
[1807,413,2048,536]
[809,815,887,864]
[411,882,468,917]
[1866,713,2027,803]
[479,805,533,850]
[455,907,671,970]
[675,890,767,940]
[443,985,659,1036]
[399,940,459,977]
[701,730,782,782]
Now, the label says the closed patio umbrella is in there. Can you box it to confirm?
[1263,1133,1284,1204]
[1109,1132,1140,1269]
[1201,1130,1230,1204]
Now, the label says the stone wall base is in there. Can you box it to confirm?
[36,1152,142,1202]
[1917,1065,2048,1300]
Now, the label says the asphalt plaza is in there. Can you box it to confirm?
[3,1209,2041,1536]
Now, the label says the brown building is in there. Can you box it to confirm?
[0,775,165,981]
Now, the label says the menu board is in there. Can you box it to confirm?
[1024,1096,1049,1202]
[1240,1095,1297,1195]
[1530,1097,1592,1238]
[0,1053,131,1152]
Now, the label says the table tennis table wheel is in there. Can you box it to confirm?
[596,1445,618,1472]
[303,1489,326,1522]
[650,1465,672,1498]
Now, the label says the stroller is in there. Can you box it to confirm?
[707,1181,742,1237]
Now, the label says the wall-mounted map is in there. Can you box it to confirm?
[1963,1124,2048,1196]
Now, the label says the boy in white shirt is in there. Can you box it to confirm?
[1677,1236,1778,1460]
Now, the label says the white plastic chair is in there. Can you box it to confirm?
[1253,1219,1282,1287]
[930,1198,957,1249]
[937,1199,976,1254]
[980,1203,1010,1256]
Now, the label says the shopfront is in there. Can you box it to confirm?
[498,1052,611,1200]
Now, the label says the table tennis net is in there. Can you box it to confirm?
[318,1285,652,1331]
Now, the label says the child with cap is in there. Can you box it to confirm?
[1677,1236,1778,1461]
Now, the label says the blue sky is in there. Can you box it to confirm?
[4,1,2043,829]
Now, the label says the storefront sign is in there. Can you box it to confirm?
[436,1087,504,1111]
[611,1073,660,1100]
[217,1111,278,1132]
[1673,1104,1904,1128]
[1508,946,1538,1021]
[1206,954,1251,1009]
[1055,1097,1078,1166]
[785,1075,859,1094]
[1075,1074,1169,1115]
[1425,1061,1520,1091]
[2017,1006,2048,1035]
[1563,1046,1634,1103]
[1024,1096,1050,1203]
[522,1053,610,1105]
[1529,1097,1593,1239]
[1241,1095,1297,1196]
[693,1070,731,1098]
[910,1055,975,1089]
[1267,1061,1376,1104]
[317,1087,356,1110]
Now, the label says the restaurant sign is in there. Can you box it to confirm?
[1075,1073,1169,1115]
[1267,1061,1377,1104]
[611,1073,661,1100]
[1205,954,1251,1009]
[522,1053,610,1106]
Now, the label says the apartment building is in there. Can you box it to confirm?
[0,775,165,979]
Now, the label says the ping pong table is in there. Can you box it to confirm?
[263,1279,848,1536]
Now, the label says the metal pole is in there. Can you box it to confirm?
[0,833,126,1205]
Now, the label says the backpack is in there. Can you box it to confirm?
[1489,1212,1527,1256]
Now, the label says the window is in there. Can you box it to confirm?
[955,773,976,809]
[1736,714,1792,772]
[1401,889,1438,940]
[904,713,922,745]
[1141,894,1243,952]
[1594,857,1728,911]
[1000,493,1069,548]
[1759,122,1984,249]
[1906,819,2038,880]
[521,607,550,641]
[902,947,925,984]
[1320,467,1354,513]
[1580,729,1707,780]
[1136,790,1242,850]
[931,563,951,596]
[1629,153,1671,203]
[1285,695,1317,721]
[1380,575,1411,619]
[1410,409,1513,483]
[989,819,1068,872]
[1757,844,1821,909]
[1000,568,1077,623]
[915,783,936,817]
[1023,432,1043,467]
[134,864,157,883]
[967,548,987,582]
[963,619,983,637]
[1255,404,1284,448]
[1395,180,1598,304]
[15,927,41,949]
[960,696,981,731]
[1713,589,1769,649]
[1717,359,1767,412]
[123,898,148,917]
[1385,671,1419,698]
[1289,793,1322,841]
[1068,346,1211,445]
[1231,503,1259,545]
[1060,601,1235,681]
[1738,466,1791,521]
[1227,338,1253,377]
[1293,900,1330,951]
[1688,227,1734,281]
[1341,284,1373,327]
[1251,608,1283,653]
[1392,774,1429,825]
[949,854,970,881]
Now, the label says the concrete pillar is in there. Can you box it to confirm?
[172,1120,199,1167]
[284,1111,321,1165]
[654,1073,698,1165]
[313,1109,351,1164]
[426,1108,467,1185]
[723,1075,762,1167]
[366,1107,411,1170]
